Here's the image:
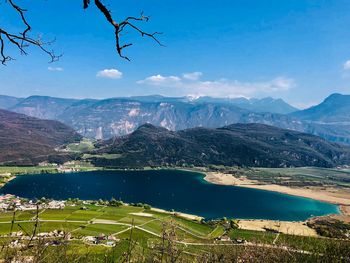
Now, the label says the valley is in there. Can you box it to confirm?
[0,163,349,261]
[1,94,350,261]
[0,169,340,221]
[3,0,350,260]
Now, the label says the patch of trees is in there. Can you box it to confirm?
[307,219,350,239]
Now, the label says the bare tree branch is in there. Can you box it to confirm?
[0,0,162,64]
[89,0,163,61]
[83,0,90,9]
[0,0,61,65]
[8,0,31,40]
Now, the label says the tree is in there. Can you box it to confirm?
[0,0,162,65]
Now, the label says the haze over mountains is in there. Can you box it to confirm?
[0,93,349,144]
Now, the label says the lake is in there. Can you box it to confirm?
[0,169,339,221]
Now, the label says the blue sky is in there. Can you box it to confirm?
[1,0,350,108]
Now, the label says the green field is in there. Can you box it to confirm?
[0,164,102,187]
[0,166,58,175]
[0,204,213,242]
[228,228,277,244]
[0,164,98,176]
[0,203,349,261]
[65,139,95,153]
[82,153,122,160]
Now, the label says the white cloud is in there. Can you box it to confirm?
[344,60,350,70]
[137,73,295,98]
[137,74,181,86]
[96,69,123,79]
[262,77,294,92]
[48,67,64,71]
[183,72,203,81]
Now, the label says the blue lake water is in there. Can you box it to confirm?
[0,170,339,221]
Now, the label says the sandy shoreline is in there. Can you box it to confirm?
[204,171,350,235]
[204,172,350,206]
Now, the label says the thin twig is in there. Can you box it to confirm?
[0,0,60,64]
[1,0,161,64]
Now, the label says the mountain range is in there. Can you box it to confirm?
[0,109,81,165]
[88,123,350,168]
[1,93,349,145]
[0,98,350,168]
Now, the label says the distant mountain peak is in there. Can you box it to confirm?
[137,123,159,130]
[324,93,349,103]
[327,92,344,98]
[291,93,350,123]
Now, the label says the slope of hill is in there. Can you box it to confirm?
[89,123,350,168]
[291,93,350,122]
[0,109,81,165]
[289,93,350,144]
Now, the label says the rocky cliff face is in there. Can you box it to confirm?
[3,94,350,144]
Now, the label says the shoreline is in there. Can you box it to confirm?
[204,172,350,218]
[2,167,349,226]
[203,172,350,221]
[203,172,350,205]
[0,175,16,188]
[203,171,350,234]
[0,166,103,187]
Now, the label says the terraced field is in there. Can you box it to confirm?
[0,204,214,243]
[0,203,349,261]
